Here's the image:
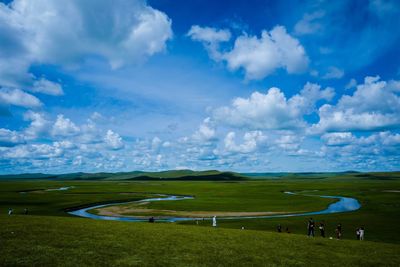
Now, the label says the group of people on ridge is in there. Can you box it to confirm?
[306,217,364,240]
[277,218,365,240]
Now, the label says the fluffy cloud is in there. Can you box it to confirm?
[0,128,25,147]
[187,25,231,44]
[0,112,134,172]
[322,132,355,146]
[193,117,216,141]
[104,129,124,150]
[31,78,64,96]
[312,76,400,132]
[379,132,400,146]
[213,82,334,130]
[0,0,172,96]
[0,88,42,108]
[1,0,172,67]
[187,25,231,60]
[189,25,309,80]
[3,143,63,159]
[52,115,80,137]
[275,134,302,151]
[23,111,49,139]
[224,131,266,153]
[320,131,400,169]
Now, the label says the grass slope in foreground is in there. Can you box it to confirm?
[1,215,400,267]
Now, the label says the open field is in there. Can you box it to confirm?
[1,215,400,267]
[0,172,400,266]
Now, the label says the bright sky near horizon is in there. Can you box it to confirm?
[0,0,400,174]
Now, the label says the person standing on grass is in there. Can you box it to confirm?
[359,227,365,240]
[356,228,360,240]
[24,208,28,215]
[336,223,342,239]
[307,218,315,237]
[277,224,282,233]
[8,208,13,215]
[212,216,217,227]
[319,221,325,238]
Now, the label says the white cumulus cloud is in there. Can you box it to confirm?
[193,117,216,141]
[23,111,49,139]
[213,82,334,130]
[322,132,355,146]
[104,129,124,150]
[224,131,266,153]
[0,0,172,91]
[0,88,42,108]
[52,114,80,137]
[31,78,64,96]
[312,76,400,132]
[0,128,25,147]
[188,25,309,80]
[187,25,231,60]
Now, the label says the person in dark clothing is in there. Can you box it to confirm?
[336,223,342,239]
[277,224,282,232]
[149,217,155,223]
[356,228,360,240]
[319,221,325,238]
[24,208,28,215]
[307,218,315,237]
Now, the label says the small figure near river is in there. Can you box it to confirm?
[335,223,342,239]
[356,227,365,240]
[319,221,325,238]
[212,216,217,227]
[307,218,315,237]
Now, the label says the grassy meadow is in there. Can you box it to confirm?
[2,215,400,267]
[0,172,399,266]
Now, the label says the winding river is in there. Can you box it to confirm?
[68,191,361,222]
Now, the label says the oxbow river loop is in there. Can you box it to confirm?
[68,192,361,222]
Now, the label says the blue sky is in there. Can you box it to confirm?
[0,0,399,174]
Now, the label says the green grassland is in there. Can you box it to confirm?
[1,215,400,267]
[0,172,400,266]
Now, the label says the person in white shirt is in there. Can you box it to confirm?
[359,227,365,240]
[212,216,217,227]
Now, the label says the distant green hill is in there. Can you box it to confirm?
[0,170,247,181]
[1,170,399,180]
